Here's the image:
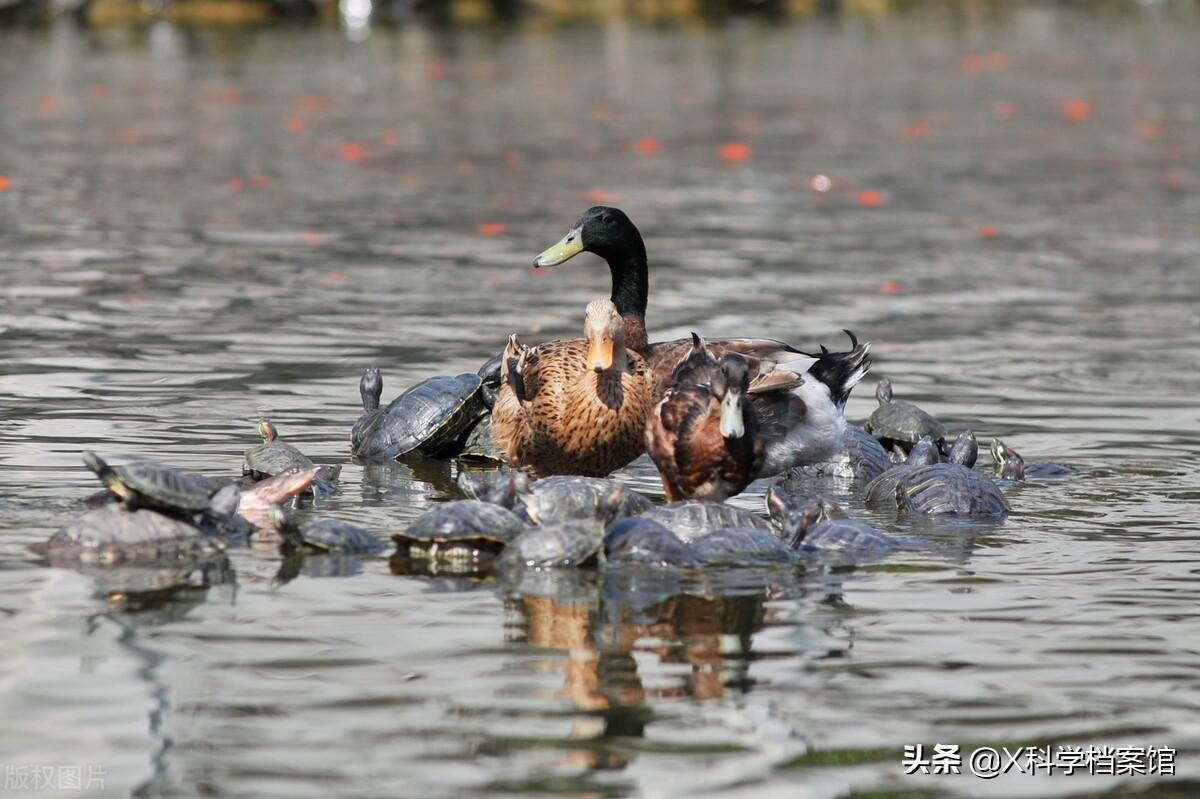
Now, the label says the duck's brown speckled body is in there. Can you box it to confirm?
[492,299,653,478]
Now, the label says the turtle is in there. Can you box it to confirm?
[457,469,532,507]
[36,504,228,565]
[690,526,796,566]
[456,414,506,466]
[495,520,606,569]
[862,436,941,508]
[990,438,1077,480]
[511,476,652,527]
[893,433,1009,517]
[83,451,237,521]
[270,507,382,555]
[390,500,527,567]
[380,373,489,459]
[477,352,503,409]
[864,378,948,454]
[638,501,772,544]
[788,425,891,482]
[350,367,392,460]
[244,420,340,490]
[767,489,896,556]
[603,517,698,568]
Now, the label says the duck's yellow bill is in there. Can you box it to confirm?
[588,335,614,372]
[533,227,584,267]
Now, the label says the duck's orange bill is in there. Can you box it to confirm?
[588,335,614,371]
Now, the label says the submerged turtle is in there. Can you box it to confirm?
[391,500,527,567]
[512,476,651,527]
[862,436,941,508]
[990,438,1077,480]
[864,378,947,454]
[245,420,340,489]
[768,489,896,556]
[380,373,489,459]
[603,517,698,568]
[495,484,626,569]
[271,507,382,555]
[639,501,771,543]
[893,432,1009,517]
[37,504,228,565]
[690,526,795,566]
[789,426,891,482]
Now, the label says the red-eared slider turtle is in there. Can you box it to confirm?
[990,438,1077,479]
[767,489,896,556]
[603,517,698,567]
[864,378,947,454]
[245,420,341,489]
[83,451,235,519]
[639,501,771,544]
[893,432,1009,517]
[381,372,489,459]
[862,436,941,508]
[513,476,651,527]
[391,500,527,566]
[494,485,625,569]
[270,507,382,555]
[788,426,891,482]
[690,526,795,566]
[36,504,228,565]
[350,367,390,459]
[456,414,506,466]
[457,469,531,507]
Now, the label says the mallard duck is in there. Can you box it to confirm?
[491,298,654,478]
[645,335,765,502]
[533,206,871,477]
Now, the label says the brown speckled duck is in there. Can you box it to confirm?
[645,336,766,502]
[491,299,654,478]
[533,206,872,478]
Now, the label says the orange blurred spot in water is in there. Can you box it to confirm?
[856,190,885,208]
[38,96,58,115]
[992,100,1017,120]
[250,175,272,189]
[318,270,346,285]
[502,149,520,165]
[380,129,400,148]
[425,59,446,81]
[300,231,331,246]
[585,189,620,204]
[879,281,901,294]
[0,176,10,192]
[1061,99,1092,122]
[227,178,246,192]
[633,137,661,155]
[401,172,417,185]
[286,117,305,134]
[297,94,327,113]
[479,222,507,237]
[216,87,240,105]
[903,121,932,141]
[1137,121,1160,140]
[89,85,109,100]
[339,142,366,162]
[977,224,996,240]
[719,142,751,163]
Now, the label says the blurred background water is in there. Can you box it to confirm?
[1,2,1199,797]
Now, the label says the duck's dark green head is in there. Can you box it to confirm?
[533,206,642,268]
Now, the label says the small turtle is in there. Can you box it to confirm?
[768,489,895,556]
[457,469,531,507]
[990,438,1076,480]
[894,433,1009,517]
[83,451,231,518]
[391,500,527,566]
[789,426,891,482]
[864,378,947,454]
[245,420,340,489]
[495,520,605,569]
[456,415,506,466]
[37,504,227,565]
[381,373,489,459]
[690,526,795,567]
[512,476,652,527]
[603,517,698,568]
[862,436,941,508]
[639,501,771,543]
[270,507,382,555]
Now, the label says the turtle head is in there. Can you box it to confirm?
[360,367,383,412]
[81,450,109,477]
[907,436,940,466]
[583,298,627,373]
[989,437,1011,466]
[713,354,751,440]
[947,430,977,468]
[534,206,640,268]
[797,496,840,537]
[596,483,625,524]
[875,377,893,405]
[999,451,1026,481]
[258,419,278,443]
[766,486,799,530]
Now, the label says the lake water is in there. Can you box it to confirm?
[1,5,1199,797]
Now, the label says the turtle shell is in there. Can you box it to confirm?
[496,521,604,569]
[867,401,946,446]
[800,518,895,555]
[604,517,697,567]
[456,415,506,466]
[790,426,890,482]
[244,438,315,478]
[895,464,1010,517]
[382,373,487,458]
[38,505,224,565]
[292,520,382,555]
[516,476,651,527]
[690,526,794,566]
[392,500,526,562]
[639,502,771,544]
[89,455,220,515]
[862,438,942,508]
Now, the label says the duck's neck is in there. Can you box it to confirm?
[607,244,649,353]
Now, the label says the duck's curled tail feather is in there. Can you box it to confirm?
[802,330,871,412]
